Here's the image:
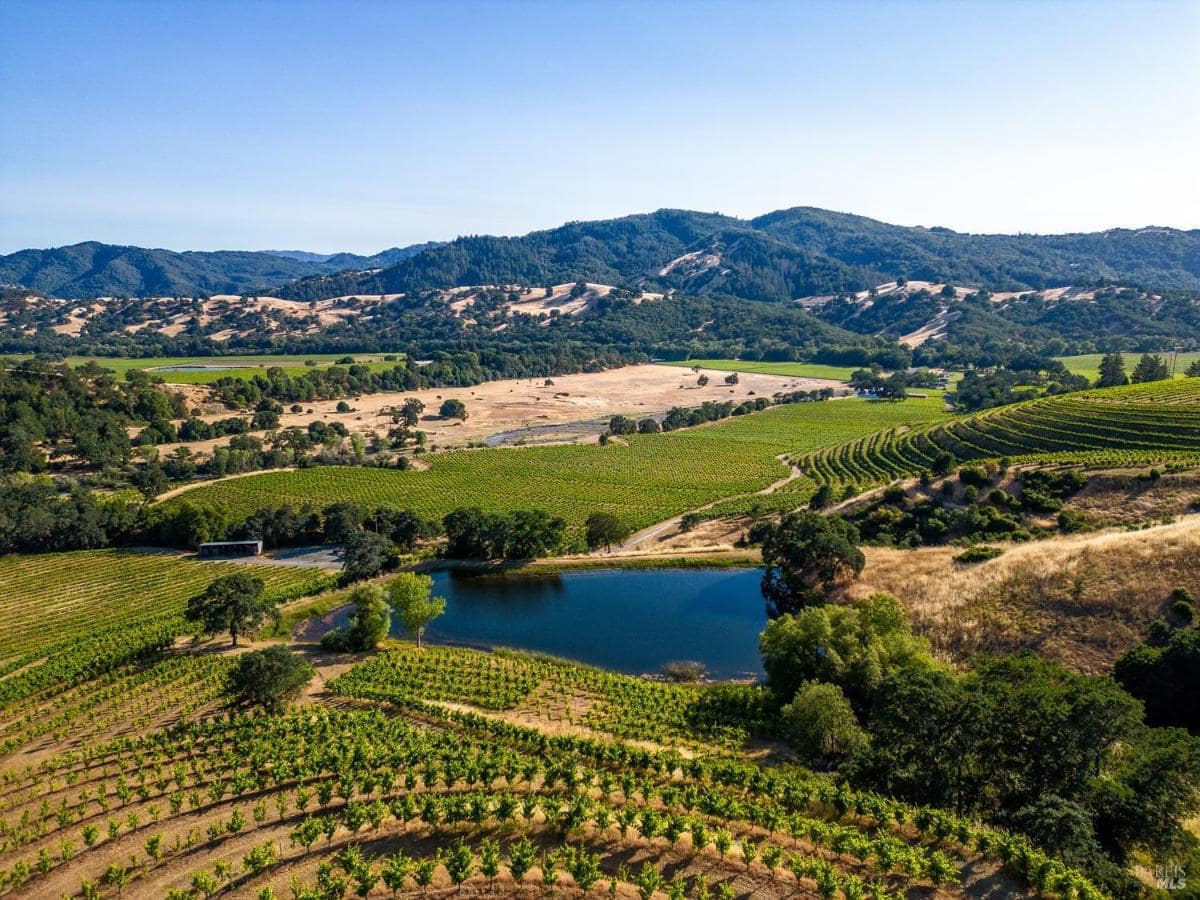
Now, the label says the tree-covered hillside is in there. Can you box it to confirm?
[276,207,1200,301]
[0,241,437,298]
[7,208,1198,301]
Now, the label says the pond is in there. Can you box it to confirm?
[375,568,768,679]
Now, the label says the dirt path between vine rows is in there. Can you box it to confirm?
[617,455,804,551]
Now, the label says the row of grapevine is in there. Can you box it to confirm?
[792,379,1200,495]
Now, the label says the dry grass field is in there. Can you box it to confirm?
[842,516,1200,673]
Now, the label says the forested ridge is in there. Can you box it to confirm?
[6,207,1199,301]
[0,241,435,299]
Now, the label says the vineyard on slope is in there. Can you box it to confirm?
[0,551,335,663]
[0,662,1102,900]
[786,378,1200,497]
[164,396,951,542]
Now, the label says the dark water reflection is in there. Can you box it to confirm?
[390,568,767,678]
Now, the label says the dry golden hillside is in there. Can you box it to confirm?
[841,516,1200,674]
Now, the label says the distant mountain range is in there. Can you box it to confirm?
[0,241,442,299]
[3,208,1198,300]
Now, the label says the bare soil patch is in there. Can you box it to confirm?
[158,364,840,458]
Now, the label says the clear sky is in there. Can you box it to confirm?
[1,0,1197,253]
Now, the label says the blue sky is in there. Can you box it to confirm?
[1,0,1197,253]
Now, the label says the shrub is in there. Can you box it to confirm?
[958,465,992,488]
[661,661,707,683]
[954,545,1004,564]
[1057,509,1092,533]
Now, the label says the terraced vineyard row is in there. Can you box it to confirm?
[330,645,772,750]
[0,681,1101,899]
[166,396,951,541]
[788,379,1200,495]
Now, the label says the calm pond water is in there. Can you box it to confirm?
[379,568,768,679]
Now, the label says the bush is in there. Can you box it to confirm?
[439,399,467,420]
[1172,600,1195,625]
[954,545,1004,564]
[1057,509,1092,533]
[809,483,834,509]
[227,647,314,710]
[779,682,868,765]
[958,465,992,488]
[660,660,707,683]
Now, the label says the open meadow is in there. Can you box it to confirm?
[48,354,402,384]
[1056,352,1200,382]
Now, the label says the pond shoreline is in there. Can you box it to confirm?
[415,548,760,574]
[313,565,768,679]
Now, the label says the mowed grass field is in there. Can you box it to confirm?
[0,550,334,661]
[1057,352,1200,382]
[1,353,403,384]
[660,358,861,381]
[168,396,952,538]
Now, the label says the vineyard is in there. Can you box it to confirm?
[166,396,951,542]
[329,645,771,751]
[0,551,335,663]
[786,378,1200,497]
[0,640,1102,899]
[0,551,335,723]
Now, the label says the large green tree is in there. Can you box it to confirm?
[758,593,932,709]
[387,572,446,648]
[186,573,271,647]
[322,584,392,651]
[1095,352,1128,388]
[585,512,629,552]
[228,645,314,710]
[341,530,397,582]
[751,511,865,616]
[1131,353,1169,383]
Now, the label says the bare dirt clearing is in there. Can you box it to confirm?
[161,364,844,457]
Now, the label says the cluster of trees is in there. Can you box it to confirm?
[321,573,446,652]
[0,360,188,474]
[953,354,1089,412]
[0,479,576,567]
[1095,351,1187,387]
[749,521,1200,894]
[850,465,1089,548]
[1114,592,1200,730]
[0,479,143,554]
[605,389,836,442]
[847,367,914,401]
[442,508,566,560]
